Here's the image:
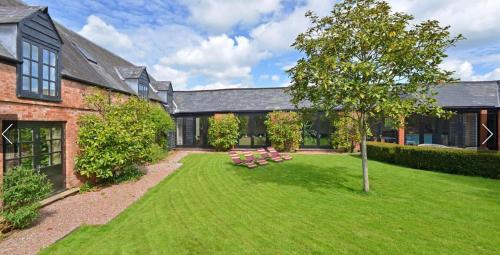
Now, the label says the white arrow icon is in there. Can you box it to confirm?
[481,124,493,145]
[2,123,13,145]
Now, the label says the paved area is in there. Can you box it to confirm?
[0,151,190,255]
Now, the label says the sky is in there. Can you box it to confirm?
[24,0,500,90]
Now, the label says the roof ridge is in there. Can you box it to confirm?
[174,86,287,92]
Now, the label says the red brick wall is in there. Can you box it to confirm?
[479,109,488,149]
[0,61,124,189]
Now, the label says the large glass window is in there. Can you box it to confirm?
[237,114,267,148]
[302,113,332,148]
[20,40,60,100]
[194,117,209,146]
[405,116,420,145]
[176,118,183,146]
[252,115,267,146]
[404,113,478,148]
[302,113,318,147]
[238,115,251,147]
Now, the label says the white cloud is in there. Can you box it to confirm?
[182,0,281,32]
[124,24,203,65]
[442,60,500,81]
[259,74,270,80]
[163,34,269,80]
[387,0,500,48]
[191,81,247,90]
[78,15,133,51]
[151,65,189,90]
[271,75,280,81]
[251,0,334,52]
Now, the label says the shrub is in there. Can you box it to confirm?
[208,114,240,151]
[265,111,303,152]
[366,142,397,163]
[76,93,174,181]
[3,204,39,229]
[147,143,169,164]
[110,165,144,184]
[331,114,360,152]
[79,182,96,193]
[1,166,53,229]
[367,142,500,179]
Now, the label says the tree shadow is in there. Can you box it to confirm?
[227,161,364,194]
[347,154,500,199]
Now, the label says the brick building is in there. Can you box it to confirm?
[0,2,172,193]
[1,1,499,196]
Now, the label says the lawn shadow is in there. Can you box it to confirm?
[228,161,363,194]
[347,155,500,199]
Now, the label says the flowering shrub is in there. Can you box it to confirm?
[208,114,240,151]
[265,111,303,152]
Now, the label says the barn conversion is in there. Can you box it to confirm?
[1,1,499,194]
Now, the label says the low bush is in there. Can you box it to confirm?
[110,165,144,184]
[3,204,39,229]
[1,166,53,229]
[79,182,96,193]
[367,142,500,179]
[265,111,303,152]
[147,143,169,164]
[208,114,240,151]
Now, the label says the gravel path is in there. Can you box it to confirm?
[0,151,190,255]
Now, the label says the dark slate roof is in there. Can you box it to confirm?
[172,87,305,113]
[55,23,163,102]
[0,1,165,102]
[0,0,26,7]
[152,81,172,91]
[435,81,500,108]
[117,66,146,79]
[0,6,41,23]
[172,82,500,114]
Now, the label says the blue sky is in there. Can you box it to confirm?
[25,0,500,90]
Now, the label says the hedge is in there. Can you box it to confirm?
[367,142,500,179]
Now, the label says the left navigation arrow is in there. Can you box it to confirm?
[2,123,13,145]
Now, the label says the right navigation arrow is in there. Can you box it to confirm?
[481,124,493,145]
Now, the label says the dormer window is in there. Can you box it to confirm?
[15,8,62,102]
[116,66,149,99]
[20,39,60,100]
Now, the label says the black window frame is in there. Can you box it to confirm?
[17,37,61,102]
[138,80,149,99]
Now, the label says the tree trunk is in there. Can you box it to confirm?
[361,131,370,192]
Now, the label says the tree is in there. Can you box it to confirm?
[287,0,463,192]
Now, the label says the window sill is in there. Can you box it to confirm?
[17,93,62,103]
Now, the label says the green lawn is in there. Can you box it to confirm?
[41,154,500,255]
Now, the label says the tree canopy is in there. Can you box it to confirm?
[287,0,463,192]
